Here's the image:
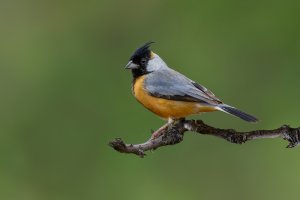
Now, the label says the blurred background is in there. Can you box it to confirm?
[1,0,300,199]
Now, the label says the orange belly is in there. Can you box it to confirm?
[133,75,217,119]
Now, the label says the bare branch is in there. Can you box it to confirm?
[109,119,300,157]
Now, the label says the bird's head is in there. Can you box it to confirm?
[125,42,166,78]
[125,41,154,70]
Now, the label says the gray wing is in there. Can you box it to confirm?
[144,68,222,105]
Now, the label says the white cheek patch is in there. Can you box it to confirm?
[146,54,169,72]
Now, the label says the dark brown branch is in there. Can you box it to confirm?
[109,119,300,157]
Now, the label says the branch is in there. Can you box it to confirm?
[109,119,300,157]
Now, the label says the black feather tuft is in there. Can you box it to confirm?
[130,41,155,61]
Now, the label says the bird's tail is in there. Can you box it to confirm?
[217,104,258,123]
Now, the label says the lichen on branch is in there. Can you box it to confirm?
[109,119,300,158]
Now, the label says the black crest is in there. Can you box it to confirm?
[130,41,155,61]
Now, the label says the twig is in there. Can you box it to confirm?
[109,119,300,157]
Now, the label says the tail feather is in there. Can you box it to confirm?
[218,104,258,123]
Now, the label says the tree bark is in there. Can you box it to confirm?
[109,119,300,158]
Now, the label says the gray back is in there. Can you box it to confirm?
[144,68,221,105]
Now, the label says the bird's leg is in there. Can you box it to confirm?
[150,118,180,140]
[149,123,169,140]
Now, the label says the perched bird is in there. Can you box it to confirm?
[125,42,258,136]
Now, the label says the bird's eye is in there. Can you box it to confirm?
[140,58,147,65]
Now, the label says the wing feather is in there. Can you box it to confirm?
[144,69,222,105]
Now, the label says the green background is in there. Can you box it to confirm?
[1,0,300,199]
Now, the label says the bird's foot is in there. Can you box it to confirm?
[150,119,184,140]
[150,123,169,140]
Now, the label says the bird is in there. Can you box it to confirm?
[125,42,258,138]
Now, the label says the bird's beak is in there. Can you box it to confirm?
[125,60,139,69]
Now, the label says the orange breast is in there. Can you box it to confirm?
[133,75,217,119]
